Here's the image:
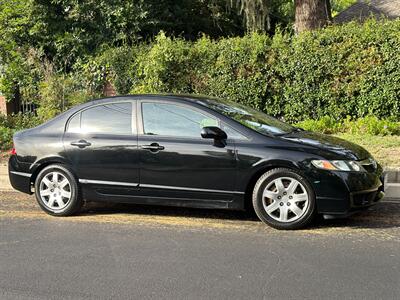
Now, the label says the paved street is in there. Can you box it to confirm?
[0,191,399,299]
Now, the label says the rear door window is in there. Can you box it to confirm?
[68,102,133,135]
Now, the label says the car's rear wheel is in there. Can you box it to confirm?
[34,164,82,216]
[252,168,316,230]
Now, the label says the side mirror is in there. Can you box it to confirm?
[201,126,227,140]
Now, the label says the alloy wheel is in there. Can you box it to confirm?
[39,171,72,210]
[262,177,309,223]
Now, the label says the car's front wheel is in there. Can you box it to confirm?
[252,168,316,230]
[34,164,82,216]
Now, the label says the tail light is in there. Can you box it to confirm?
[10,144,17,156]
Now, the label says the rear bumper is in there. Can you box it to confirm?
[8,156,33,194]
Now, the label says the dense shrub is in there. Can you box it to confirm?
[0,126,15,150]
[342,116,400,135]
[0,113,40,130]
[295,116,342,134]
[92,19,400,122]
[3,18,400,151]
[297,116,400,136]
[36,73,95,121]
[0,113,41,150]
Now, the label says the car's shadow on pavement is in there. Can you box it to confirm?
[81,201,260,221]
[78,199,400,230]
[313,202,400,230]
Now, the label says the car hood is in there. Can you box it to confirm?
[281,131,370,160]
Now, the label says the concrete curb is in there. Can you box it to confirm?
[0,163,11,191]
[383,170,400,199]
[0,164,399,200]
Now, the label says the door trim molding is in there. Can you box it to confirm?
[79,179,244,195]
[140,183,244,194]
[79,179,139,187]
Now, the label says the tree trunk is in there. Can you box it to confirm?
[294,0,332,33]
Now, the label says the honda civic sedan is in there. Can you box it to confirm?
[8,94,384,229]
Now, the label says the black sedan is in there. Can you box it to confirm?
[8,94,384,229]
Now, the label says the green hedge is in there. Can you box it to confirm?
[297,116,400,135]
[0,126,14,151]
[86,18,400,122]
[0,113,40,151]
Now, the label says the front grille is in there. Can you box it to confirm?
[352,191,378,207]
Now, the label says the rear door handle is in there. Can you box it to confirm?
[71,140,91,148]
[141,143,165,152]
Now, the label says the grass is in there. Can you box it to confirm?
[1,134,400,168]
[336,133,400,169]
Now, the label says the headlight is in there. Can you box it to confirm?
[311,160,362,171]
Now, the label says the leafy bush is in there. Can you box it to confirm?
[0,126,15,151]
[3,18,400,152]
[0,113,41,151]
[36,71,96,121]
[296,116,400,136]
[91,19,400,122]
[296,116,342,134]
[0,113,40,130]
[343,116,400,135]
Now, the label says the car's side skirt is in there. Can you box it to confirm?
[79,181,245,210]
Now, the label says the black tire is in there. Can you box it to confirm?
[34,164,83,216]
[252,168,316,230]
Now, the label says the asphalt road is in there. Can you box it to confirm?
[0,191,399,299]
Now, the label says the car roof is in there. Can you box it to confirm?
[89,94,213,105]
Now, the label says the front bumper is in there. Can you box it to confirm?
[310,165,384,216]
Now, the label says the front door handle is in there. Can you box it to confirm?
[141,143,165,152]
[71,140,91,148]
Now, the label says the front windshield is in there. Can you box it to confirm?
[197,98,295,136]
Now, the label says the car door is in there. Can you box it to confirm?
[63,100,139,193]
[137,99,238,202]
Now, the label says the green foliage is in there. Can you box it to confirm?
[78,46,144,95]
[0,112,40,130]
[0,111,39,150]
[0,0,243,71]
[342,116,400,136]
[27,0,150,67]
[0,113,38,150]
[297,116,400,136]
[36,72,95,121]
[0,0,34,99]
[331,0,357,16]
[296,116,342,134]
[0,0,244,106]
[87,19,400,122]
[0,126,14,150]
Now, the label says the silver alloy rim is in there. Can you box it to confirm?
[39,172,72,210]
[262,177,309,223]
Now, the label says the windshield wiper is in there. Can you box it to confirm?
[273,127,304,136]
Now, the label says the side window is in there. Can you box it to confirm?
[142,102,218,138]
[76,102,133,135]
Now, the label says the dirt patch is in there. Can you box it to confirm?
[0,152,9,164]
[0,191,399,241]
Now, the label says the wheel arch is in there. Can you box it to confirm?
[243,159,302,211]
[30,156,71,184]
